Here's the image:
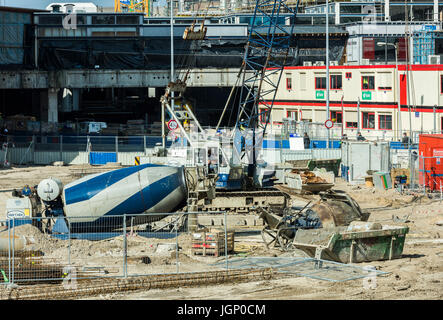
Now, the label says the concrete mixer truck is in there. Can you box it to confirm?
[4,164,190,235]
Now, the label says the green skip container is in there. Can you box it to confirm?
[293,223,409,263]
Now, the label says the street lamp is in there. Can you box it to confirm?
[377,42,401,140]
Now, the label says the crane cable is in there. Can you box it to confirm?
[176,0,214,85]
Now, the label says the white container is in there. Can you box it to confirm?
[37,177,63,202]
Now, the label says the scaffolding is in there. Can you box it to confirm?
[114,0,151,17]
[413,31,436,64]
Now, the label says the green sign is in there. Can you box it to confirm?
[362,91,372,100]
[315,91,325,99]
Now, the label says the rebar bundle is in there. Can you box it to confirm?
[0,268,273,300]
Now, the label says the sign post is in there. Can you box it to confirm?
[325,119,333,148]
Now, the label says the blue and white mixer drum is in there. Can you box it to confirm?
[62,164,188,231]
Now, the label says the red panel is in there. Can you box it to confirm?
[397,38,408,61]
[400,73,407,106]
[419,134,443,191]
[363,38,375,60]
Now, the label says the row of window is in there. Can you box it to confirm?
[286,74,392,91]
[269,110,392,130]
[38,15,140,25]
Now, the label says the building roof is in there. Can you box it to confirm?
[0,6,48,14]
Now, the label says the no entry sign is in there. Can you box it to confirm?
[167,119,178,131]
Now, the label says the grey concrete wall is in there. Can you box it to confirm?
[0,68,245,89]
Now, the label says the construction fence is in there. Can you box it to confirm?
[0,212,233,285]
[0,212,388,293]
[1,135,170,166]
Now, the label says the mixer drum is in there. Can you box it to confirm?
[62,164,188,230]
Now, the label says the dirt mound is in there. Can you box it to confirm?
[7,224,63,253]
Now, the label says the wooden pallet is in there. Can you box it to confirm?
[191,229,234,257]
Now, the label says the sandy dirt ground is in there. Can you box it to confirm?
[0,165,442,300]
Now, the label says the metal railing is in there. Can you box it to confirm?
[0,213,391,298]
[3,135,170,152]
[0,212,232,286]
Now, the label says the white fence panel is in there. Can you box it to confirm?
[62,152,89,165]
[7,147,33,164]
[312,149,342,160]
[117,152,143,166]
[34,151,61,164]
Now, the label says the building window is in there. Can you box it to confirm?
[39,15,63,25]
[301,110,312,122]
[363,37,375,60]
[92,15,115,25]
[441,75,443,94]
[378,72,392,90]
[379,114,392,130]
[397,38,408,62]
[362,112,375,129]
[330,75,342,90]
[346,72,352,79]
[300,72,307,90]
[286,75,292,90]
[259,109,270,124]
[116,16,140,25]
[287,110,298,121]
[315,77,326,90]
[346,122,358,128]
[362,76,375,90]
[330,111,342,124]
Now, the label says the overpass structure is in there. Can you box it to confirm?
[0,68,245,123]
[0,68,244,89]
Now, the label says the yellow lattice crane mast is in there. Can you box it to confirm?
[114,0,151,17]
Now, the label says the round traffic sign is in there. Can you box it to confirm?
[167,119,178,131]
[325,119,334,129]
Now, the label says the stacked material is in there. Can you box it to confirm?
[126,120,146,135]
[0,254,65,284]
[191,228,235,257]
[100,123,121,135]
[291,170,327,184]
[149,122,163,135]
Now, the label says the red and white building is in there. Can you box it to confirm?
[262,64,443,140]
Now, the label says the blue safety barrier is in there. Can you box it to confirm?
[89,152,117,165]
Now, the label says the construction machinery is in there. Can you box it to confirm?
[258,190,371,251]
[156,0,302,213]
[2,0,364,236]
[114,0,151,17]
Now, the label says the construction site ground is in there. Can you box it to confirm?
[0,164,442,300]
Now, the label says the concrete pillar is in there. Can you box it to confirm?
[40,90,48,122]
[48,88,59,123]
[434,0,439,22]
[385,0,390,21]
[62,88,72,112]
[72,88,80,111]
[335,2,340,25]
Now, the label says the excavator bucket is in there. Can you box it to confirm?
[308,190,370,228]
